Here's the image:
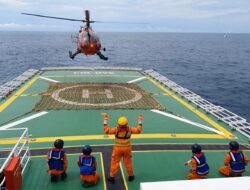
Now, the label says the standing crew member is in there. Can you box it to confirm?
[77,145,100,187]
[185,144,210,180]
[219,141,249,177]
[103,114,143,183]
[47,139,68,182]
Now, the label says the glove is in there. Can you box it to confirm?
[184,160,191,166]
[138,114,143,124]
[103,114,109,125]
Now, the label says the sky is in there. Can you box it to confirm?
[0,0,250,33]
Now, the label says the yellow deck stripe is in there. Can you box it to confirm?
[0,77,38,112]
[42,75,142,78]
[148,77,235,139]
[120,162,129,190]
[0,133,225,145]
[100,152,107,190]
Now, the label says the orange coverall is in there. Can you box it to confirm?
[47,148,68,176]
[104,124,142,178]
[219,150,249,176]
[187,153,208,180]
[77,156,100,184]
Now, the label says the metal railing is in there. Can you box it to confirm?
[144,69,250,140]
[0,128,30,188]
[0,69,39,100]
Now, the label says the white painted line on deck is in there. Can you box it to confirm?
[39,76,60,83]
[151,109,224,136]
[127,77,146,83]
[0,111,48,130]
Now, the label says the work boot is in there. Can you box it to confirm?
[107,177,115,184]
[230,173,242,177]
[128,175,135,181]
[82,181,94,188]
[61,172,67,180]
[50,174,57,182]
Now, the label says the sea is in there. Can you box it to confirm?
[0,31,249,122]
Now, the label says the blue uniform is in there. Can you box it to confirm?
[229,151,245,173]
[193,153,210,176]
[79,155,96,175]
[48,149,65,171]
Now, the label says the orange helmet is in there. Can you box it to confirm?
[118,117,128,126]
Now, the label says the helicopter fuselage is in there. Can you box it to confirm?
[77,28,101,55]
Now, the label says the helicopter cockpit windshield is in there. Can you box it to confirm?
[78,32,88,43]
[78,32,99,44]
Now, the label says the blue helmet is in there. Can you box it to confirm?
[192,144,202,154]
[54,139,64,149]
[229,141,239,151]
[82,145,92,155]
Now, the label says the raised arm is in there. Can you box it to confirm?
[103,114,116,134]
[130,114,143,134]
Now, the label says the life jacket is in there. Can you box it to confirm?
[79,155,96,175]
[115,126,131,139]
[48,149,65,171]
[193,153,209,176]
[229,151,245,173]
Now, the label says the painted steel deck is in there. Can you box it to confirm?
[0,67,249,190]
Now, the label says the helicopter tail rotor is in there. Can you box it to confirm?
[85,10,90,21]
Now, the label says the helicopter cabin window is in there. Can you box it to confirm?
[91,36,97,43]
[78,33,89,43]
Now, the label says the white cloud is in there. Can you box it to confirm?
[0,0,250,32]
[0,0,32,7]
[0,22,46,28]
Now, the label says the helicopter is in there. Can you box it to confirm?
[22,10,108,61]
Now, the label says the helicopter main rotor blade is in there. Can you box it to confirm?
[85,10,90,22]
[21,13,86,22]
[93,21,148,24]
[85,10,90,27]
[21,13,146,24]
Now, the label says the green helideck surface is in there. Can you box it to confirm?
[21,153,106,190]
[124,151,250,190]
[0,68,249,190]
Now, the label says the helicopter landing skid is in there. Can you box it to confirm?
[69,50,80,60]
[96,51,108,61]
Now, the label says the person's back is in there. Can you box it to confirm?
[103,114,143,183]
[219,141,249,177]
[47,139,68,182]
[185,144,209,180]
[77,145,100,187]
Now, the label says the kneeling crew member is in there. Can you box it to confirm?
[185,144,210,180]
[77,145,100,187]
[103,114,143,183]
[219,141,249,177]
[47,139,68,182]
